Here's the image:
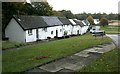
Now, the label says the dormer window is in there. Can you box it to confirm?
[28,29,32,35]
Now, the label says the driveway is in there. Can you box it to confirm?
[106,34,120,48]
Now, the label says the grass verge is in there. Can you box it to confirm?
[2,41,34,50]
[101,26,120,34]
[79,48,120,72]
[2,33,112,72]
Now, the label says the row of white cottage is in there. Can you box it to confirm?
[5,15,90,43]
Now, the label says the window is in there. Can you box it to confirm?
[60,29,62,32]
[42,28,47,32]
[28,29,32,35]
[51,31,53,34]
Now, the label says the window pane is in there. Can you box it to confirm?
[51,31,53,34]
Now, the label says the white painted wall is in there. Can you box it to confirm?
[62,24,72,36]
[72,25,80,35]
[38,26,63,40]
[47,26,63,38]
[38,28,48,39]
[69,19,82,35]
[25,29,37,42]
[81,26,87,35]
[5,18,26,43]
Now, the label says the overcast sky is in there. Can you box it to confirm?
[47,0,120,14]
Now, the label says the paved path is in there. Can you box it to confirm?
[106,34,120,48]
[26,42,115,73]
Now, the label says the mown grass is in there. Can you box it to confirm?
[2,33,112,72]
[79,48,119,72]
[101,26,120,34]
[2,41,32,50]
[2,41,24,50]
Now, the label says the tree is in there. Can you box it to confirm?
[75,12,88,20]
[53,10,64,17]
[32,2,53,16]
[60,10,74,19]
[100,18,108,27]
[87,15,94,25]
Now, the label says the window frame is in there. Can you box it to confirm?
[60,29,62,32]
[42,28,47,32]
[28,29,33,35]
[51,31,53,35]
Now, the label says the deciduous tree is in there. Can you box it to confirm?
[87,15,94,25]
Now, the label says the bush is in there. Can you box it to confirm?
[100,18,108,27]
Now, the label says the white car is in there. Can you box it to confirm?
[90,28,97,33]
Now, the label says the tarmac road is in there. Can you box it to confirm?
[106,34,120,48]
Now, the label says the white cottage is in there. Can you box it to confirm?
[69,19,80,35]
[82,20,90,34]
[5,15,50,43]
[73,19,88,35]
[58,17,73,36]
[5,15,90,43]
[41,16,63,38]
[5,15,64,43]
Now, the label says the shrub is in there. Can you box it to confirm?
[100,18,108,27]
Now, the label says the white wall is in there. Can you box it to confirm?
[38,26,63,40]
[38,28,48,39]
[5,18,26,43]
[62,24,72,36]
[25,29,37,42]
[72,25,80,35]
[47,26,63,38]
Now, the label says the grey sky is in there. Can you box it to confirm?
[47,0,119,14]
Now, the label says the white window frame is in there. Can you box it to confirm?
[28,29,32,35]
[51,31,53,35]
[60,29,62,32]
[42,28,47,32]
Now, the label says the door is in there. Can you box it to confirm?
[77,30,79,35]
[56,30,58,37]
[36,29,39,40]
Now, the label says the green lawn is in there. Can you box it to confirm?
[2,33,112,72]
[79,48,119,72]
[2,41,19,50]
[101,26,120,34]
[2,41,30,50]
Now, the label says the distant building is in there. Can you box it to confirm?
[94,19,100,25]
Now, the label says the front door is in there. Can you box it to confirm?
[77,30,79,35]
[56,30,58,37]
[36,29,39,40]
